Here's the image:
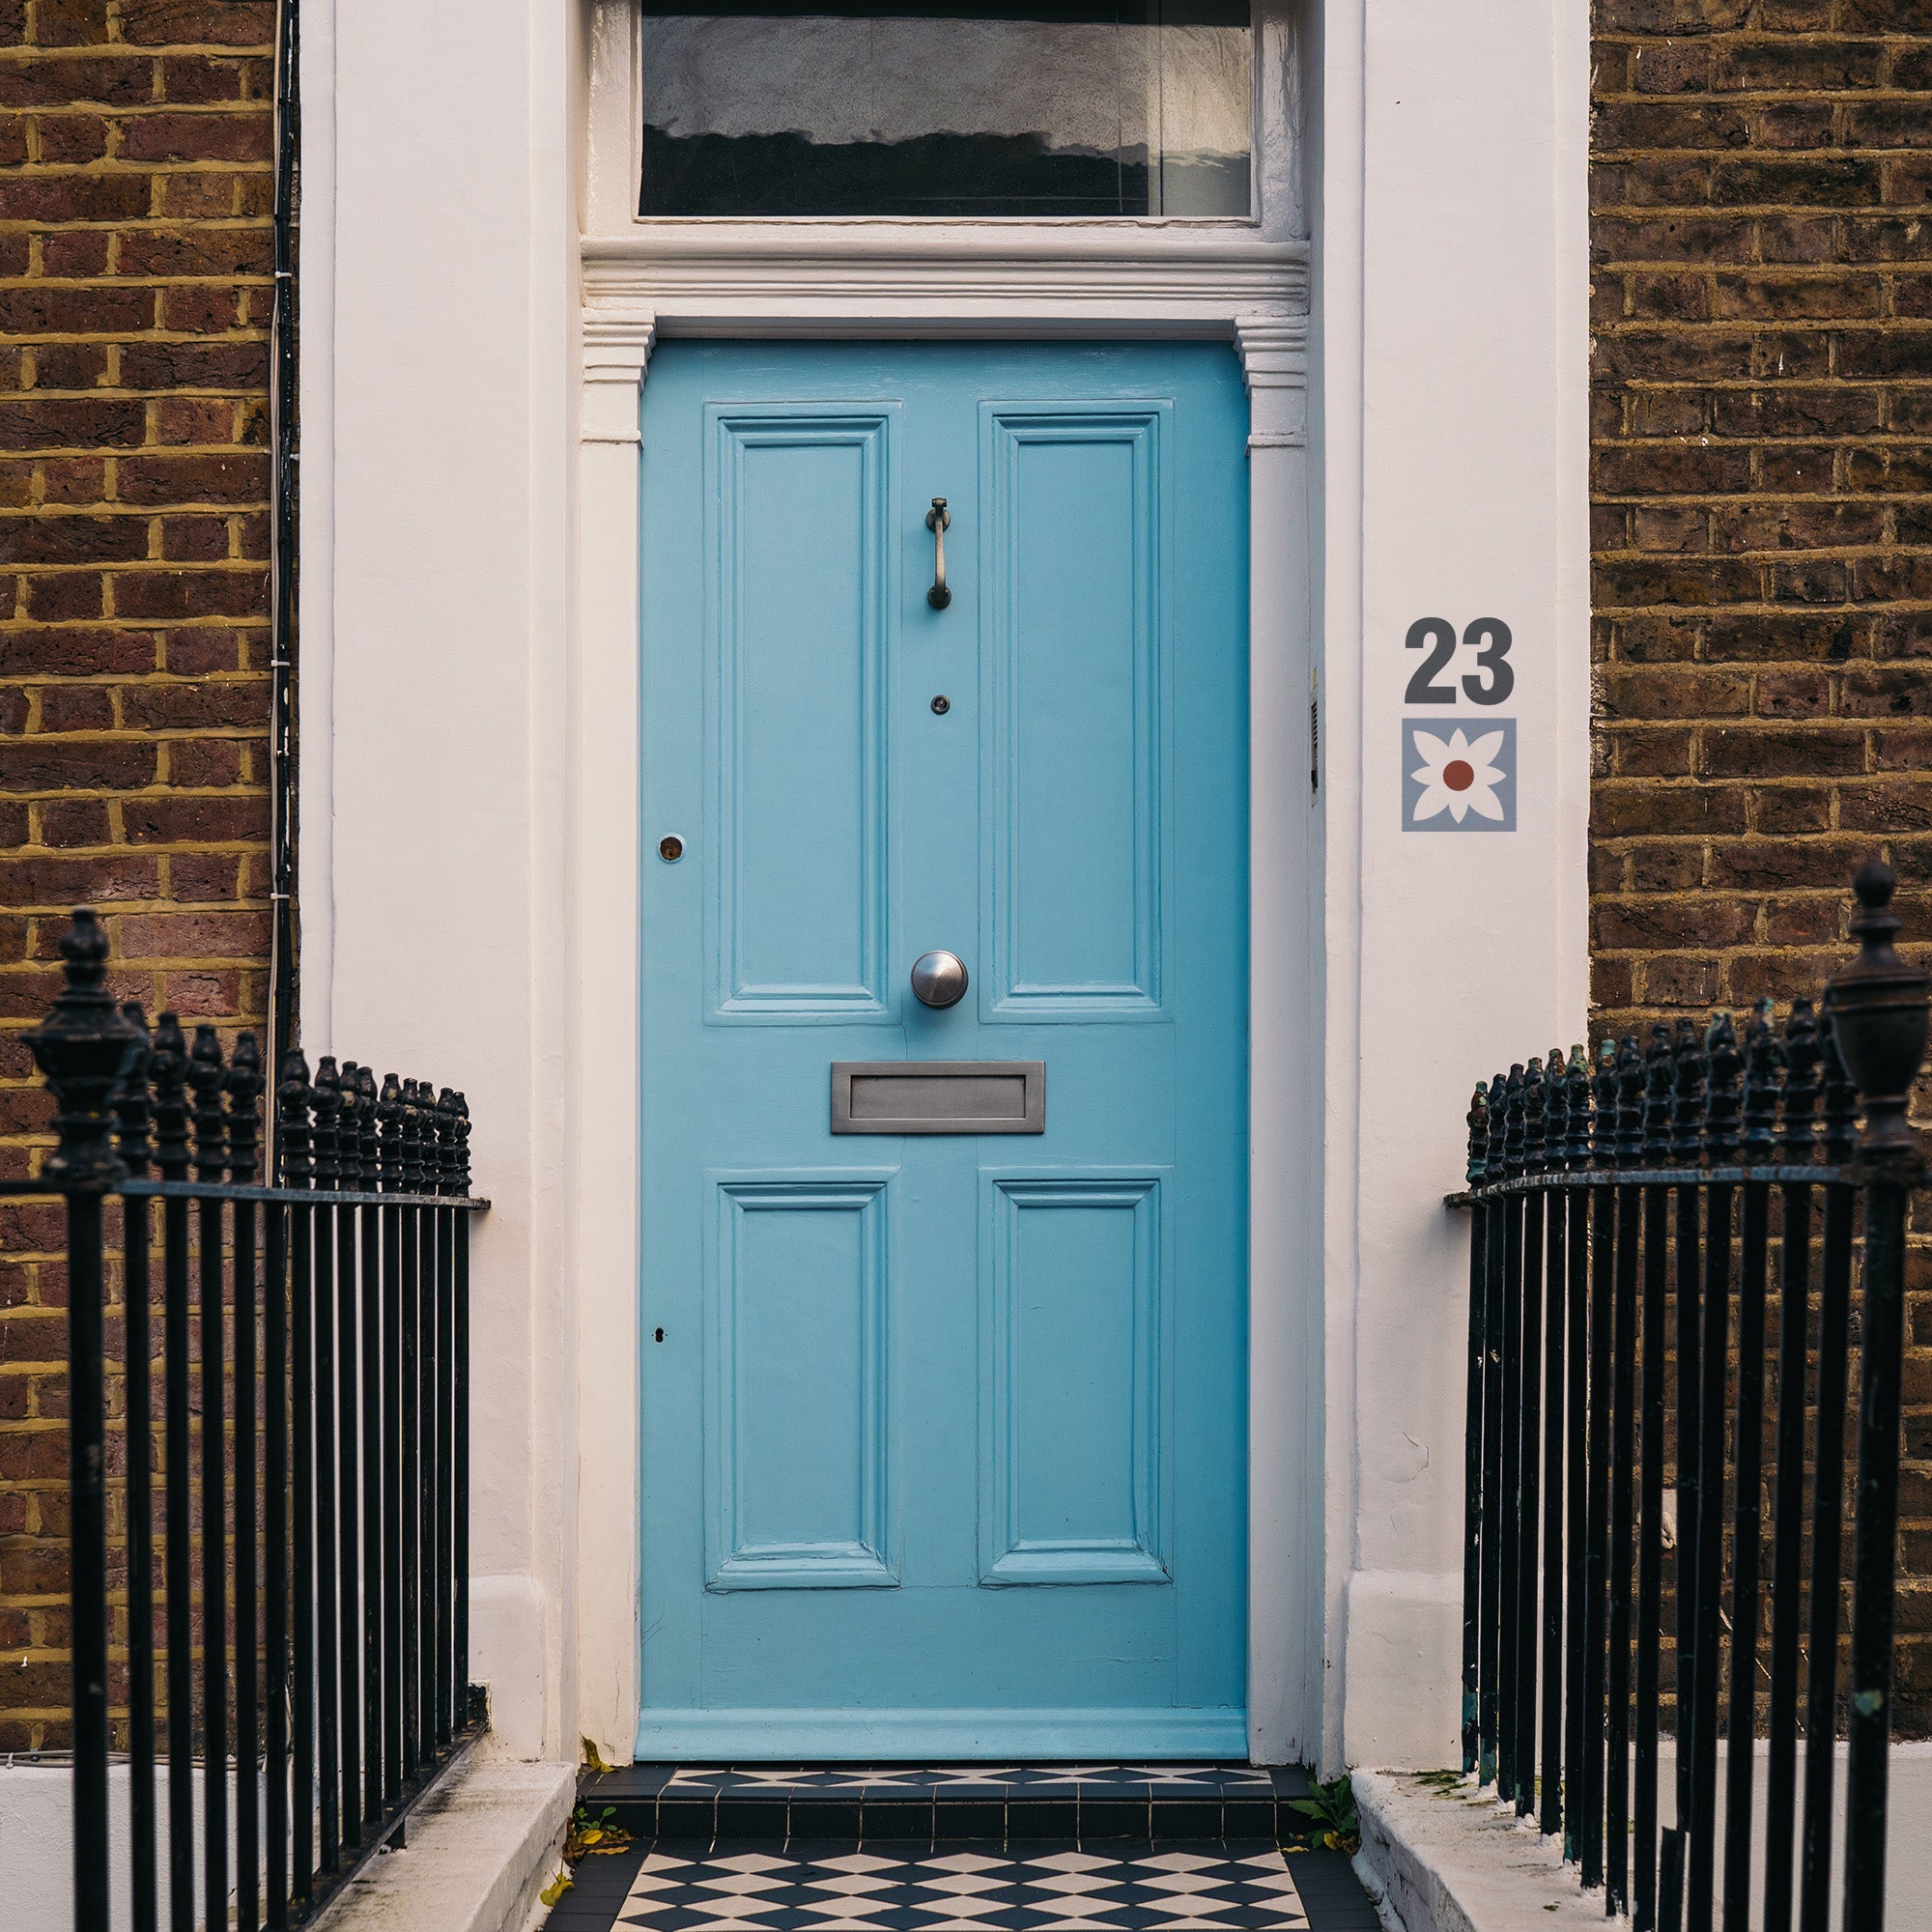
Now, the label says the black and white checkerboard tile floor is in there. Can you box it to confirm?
[542,1843,1379,1932]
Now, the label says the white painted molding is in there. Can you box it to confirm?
[582,233,1309,335]
[582,312,655,444]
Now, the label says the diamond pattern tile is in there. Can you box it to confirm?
[586,1842,1311,1930]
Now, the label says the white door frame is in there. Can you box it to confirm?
[571,0,1323,1767]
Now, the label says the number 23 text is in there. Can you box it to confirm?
[1404,616,1514,706]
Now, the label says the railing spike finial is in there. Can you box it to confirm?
[1671,1016,1707,1164]
[1565,1044,1592,1166]
[1523,1056,1547,1175]
[21,909,142,1186]
[1780,996,1822,1160]
[1543,1051,1569,1174]
[1615,1034,1646,1167]
[437,1087,461,1195]
[1820,1005,1860,1163]
[452,1090,471,1194]
[149,1013,190,1182]
[400,1079,427,1193]
[1502,1064,1527,1180]
[311,1056,342,1191]
[1593,1038,1619,1168]
[1825,860,1930,1168]
[1705,1011,1743,1161]
[1741,998,1783,1161]
[278,1049,314,1189]
[113,1003,154,1179]
[225,1033,264,1186]
[1466,1082,1490,1186]
[1643,1024,1675,1161]
[356,1064,381,1187]
[1487,1069,1509,1180]
[186,1024,228,1182]
[378,1073,405,1191]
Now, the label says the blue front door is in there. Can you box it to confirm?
[639,341,1250,1760]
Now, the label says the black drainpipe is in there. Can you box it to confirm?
[268,0,300,1173]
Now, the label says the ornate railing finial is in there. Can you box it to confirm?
[1543,1051,1569,1174]
[150,1013,190,1181]
[278,1049,314,1188]
[113,1004,154,1179]
[1642,1024,1675,1162]
[1564,1045,1592,1167]
[1466,1081,1490,1187]
[1826,860,1929,1166]
[186,1025,228,1182]
[1615,1035,1645,1167]
[225,1034,264,1186]
[22,910,142,1187]
[1781,997,1822,1159]
[1742,999,1783,1160]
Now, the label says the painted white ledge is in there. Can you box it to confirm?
[1351,1769,1608,1932]
[311,1751,575,1932]
[581,228,1310,332]
[1354,1752,1932,1932]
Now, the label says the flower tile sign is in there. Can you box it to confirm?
[1402,720,1516,832]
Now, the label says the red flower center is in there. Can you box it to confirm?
[1442,758,1475,792]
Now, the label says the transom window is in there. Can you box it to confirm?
[638,0,1254,219]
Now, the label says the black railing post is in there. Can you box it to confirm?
[1764,999,1821,1932]
[1480,1066,1508,1787]
[1516,1058,1547,1819]
[113,1005,158,1932]
[1538,1052,1569,1838]
[451,1092,472,1718]
[1582,1039,1618,1890]
[187,1024,232,1932]
[1606,1036,1645,1913]
[1721,1002,1781,1932]
[269,1050,311,1931]
[1563,1044,1592,1863]
[1826,862,1929,1932]
[1801,1012,1860,1932]
[1633,1024,1674,1932]
[227,1036,266,1932]
[1661,1013,1707,1932]
[335,1062,364,1856]
[22,910,141,1932]
[151,1013,194,1932]
[1498,1064,1526,1804]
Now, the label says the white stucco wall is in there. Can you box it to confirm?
[299,0,1590,1770]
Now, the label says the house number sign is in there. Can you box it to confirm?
[1401,614,1517,834]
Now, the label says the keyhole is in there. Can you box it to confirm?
[654,1327,666,1344]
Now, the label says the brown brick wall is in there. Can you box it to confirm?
[1589,0,1932,1732]
[0,0,272,1748]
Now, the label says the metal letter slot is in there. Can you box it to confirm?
[925,497,952,609]
[832,1062,1044,1135]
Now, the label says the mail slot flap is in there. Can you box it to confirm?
[831,1061,1045,1135]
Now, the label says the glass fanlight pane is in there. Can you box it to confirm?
[639,0,1253,218]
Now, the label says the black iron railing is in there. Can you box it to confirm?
[1453,862,1927,1932]
[8,910,487,1932]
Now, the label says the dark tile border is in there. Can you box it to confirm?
[585,1765,1315,1846]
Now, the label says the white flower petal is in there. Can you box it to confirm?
[1464,730,1505,766]
[1444,728,1475,760]
[1410,731,1452,771]
[1446,789,1470,822]
[1466,784,1506,821]
[1411,782,1452,821]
